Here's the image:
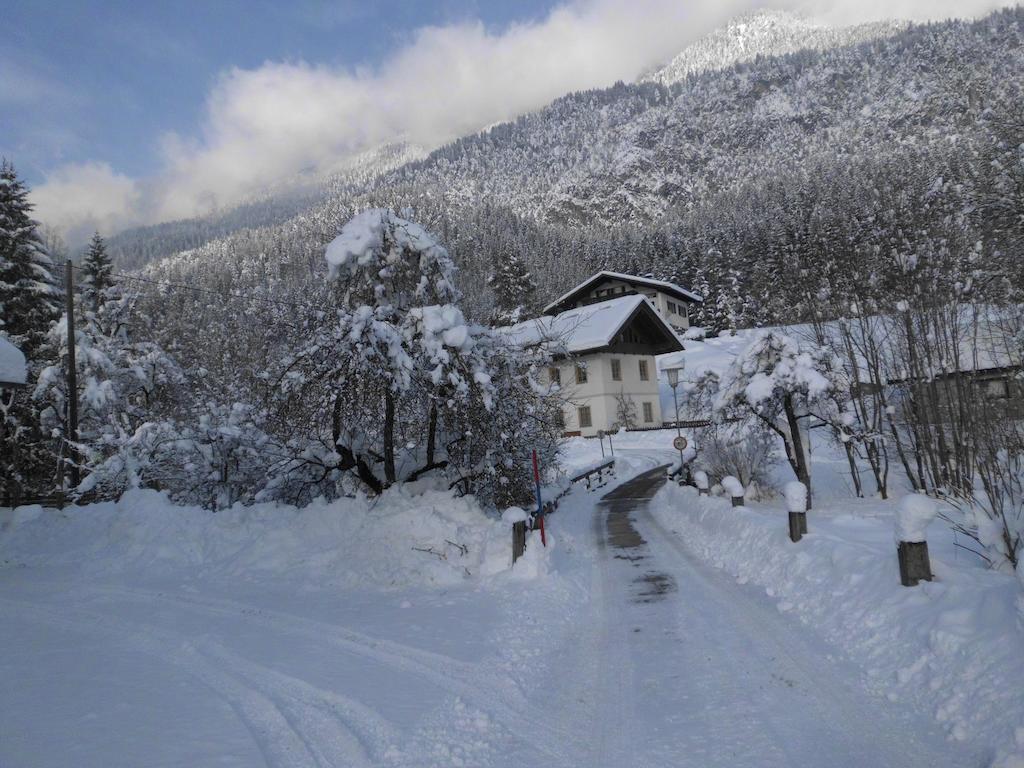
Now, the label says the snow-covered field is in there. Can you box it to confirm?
[2,433,1021,766]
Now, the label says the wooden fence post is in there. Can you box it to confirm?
[897,541,932,586]
[722,476,744,507]
[895,494,937,587]
[784,481,808,543]
[512,521,527,564]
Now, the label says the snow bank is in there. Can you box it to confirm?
[693,470,709,490]
[650,484,1024,763]
[896,493,938,543]
[0,486,538,590]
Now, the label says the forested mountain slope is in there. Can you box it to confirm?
[140,8,1024,337]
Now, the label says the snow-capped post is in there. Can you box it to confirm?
[504,507,529,564]
[722,475,744,507]
[784,481,808,542]
[694,470,709,496]
[532,449,546,547]
[895,494,937,586]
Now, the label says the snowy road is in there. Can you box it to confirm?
[530,465,974,767]
[0,460,975,767]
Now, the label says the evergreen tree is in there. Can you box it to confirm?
[487,246,537,324]
[0,159,59,357]
[80,232,114,313]
[0,159,60,500]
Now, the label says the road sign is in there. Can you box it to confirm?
[597,429,605,439]
[673,435,688,451]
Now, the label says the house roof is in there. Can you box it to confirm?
[502,294,683,355]
[543,271,703,314]
[0,336,27,387]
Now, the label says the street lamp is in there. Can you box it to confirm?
[665,365,686,483]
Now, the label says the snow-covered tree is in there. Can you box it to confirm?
[487,248,537,325]
[706,331,844,507]
[80,232,114,313]
[0,159,60,500]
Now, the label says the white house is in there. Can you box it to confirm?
[506,274,696,436]
[543,271,702,333]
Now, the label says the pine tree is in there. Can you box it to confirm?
[487,246,537,325]
[0,159,60,500]
[0,159,59,358]
[80,232,114,313]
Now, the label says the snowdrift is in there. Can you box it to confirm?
[0,485,541,590]
[651,484,1024,766]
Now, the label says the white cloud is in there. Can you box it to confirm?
[29,0,1010,243]
[30,162,139,246]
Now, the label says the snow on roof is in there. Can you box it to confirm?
[503,294,678,354]
[543,271,702,314]
[0,336,27,386]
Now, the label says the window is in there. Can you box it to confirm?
[982,378,1010,399]
[575,364,588,384]
[549,367,561,385]
[578,406,592,428]
[667,300,677,314]
[638,359,650,381]
[554,409,565,429]
[611,358,622,381]
[642,402,654,423]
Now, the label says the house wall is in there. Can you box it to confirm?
[582,279,690,331]
[544,351,664,437]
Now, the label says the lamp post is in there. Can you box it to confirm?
[666,366,685,483]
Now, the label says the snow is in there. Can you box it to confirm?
[0,486,516,591]
[501,506,529,524]
[896,493,939,543]
[0,335,27,386]
[650,483,1024,763]
[784,480,808,513]
[721,475,745,497]
[502,293,681,355]
[0,437,1019,766]
[693,469,709,490]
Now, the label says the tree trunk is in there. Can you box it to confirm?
[783,394,813,509]
[383,390,396,486]
[426,402,437,467]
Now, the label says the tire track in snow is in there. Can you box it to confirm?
[68,582,579,763]
[0,596,379,768]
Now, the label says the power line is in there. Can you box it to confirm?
[68,263,337,313]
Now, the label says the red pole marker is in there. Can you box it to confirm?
[532,449,546,547]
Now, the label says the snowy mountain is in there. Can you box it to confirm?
[641,9,904,85]
[123,8,1023,332]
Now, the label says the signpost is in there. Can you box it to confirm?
[597,429,606,458]
[666,365,686,483]
[531,449,546,546]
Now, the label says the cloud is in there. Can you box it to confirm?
[29,0,1010,244]
[30,162,139,246]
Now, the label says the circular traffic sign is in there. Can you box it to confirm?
[673,435,688,451]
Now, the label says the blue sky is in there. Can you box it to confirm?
[2,0,557,184]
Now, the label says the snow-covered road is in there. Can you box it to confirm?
[0,459,978,767]
[534,465,974,767]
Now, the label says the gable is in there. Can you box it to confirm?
[543,271,702,315]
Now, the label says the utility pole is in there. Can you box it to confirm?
[64,259,80,489]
